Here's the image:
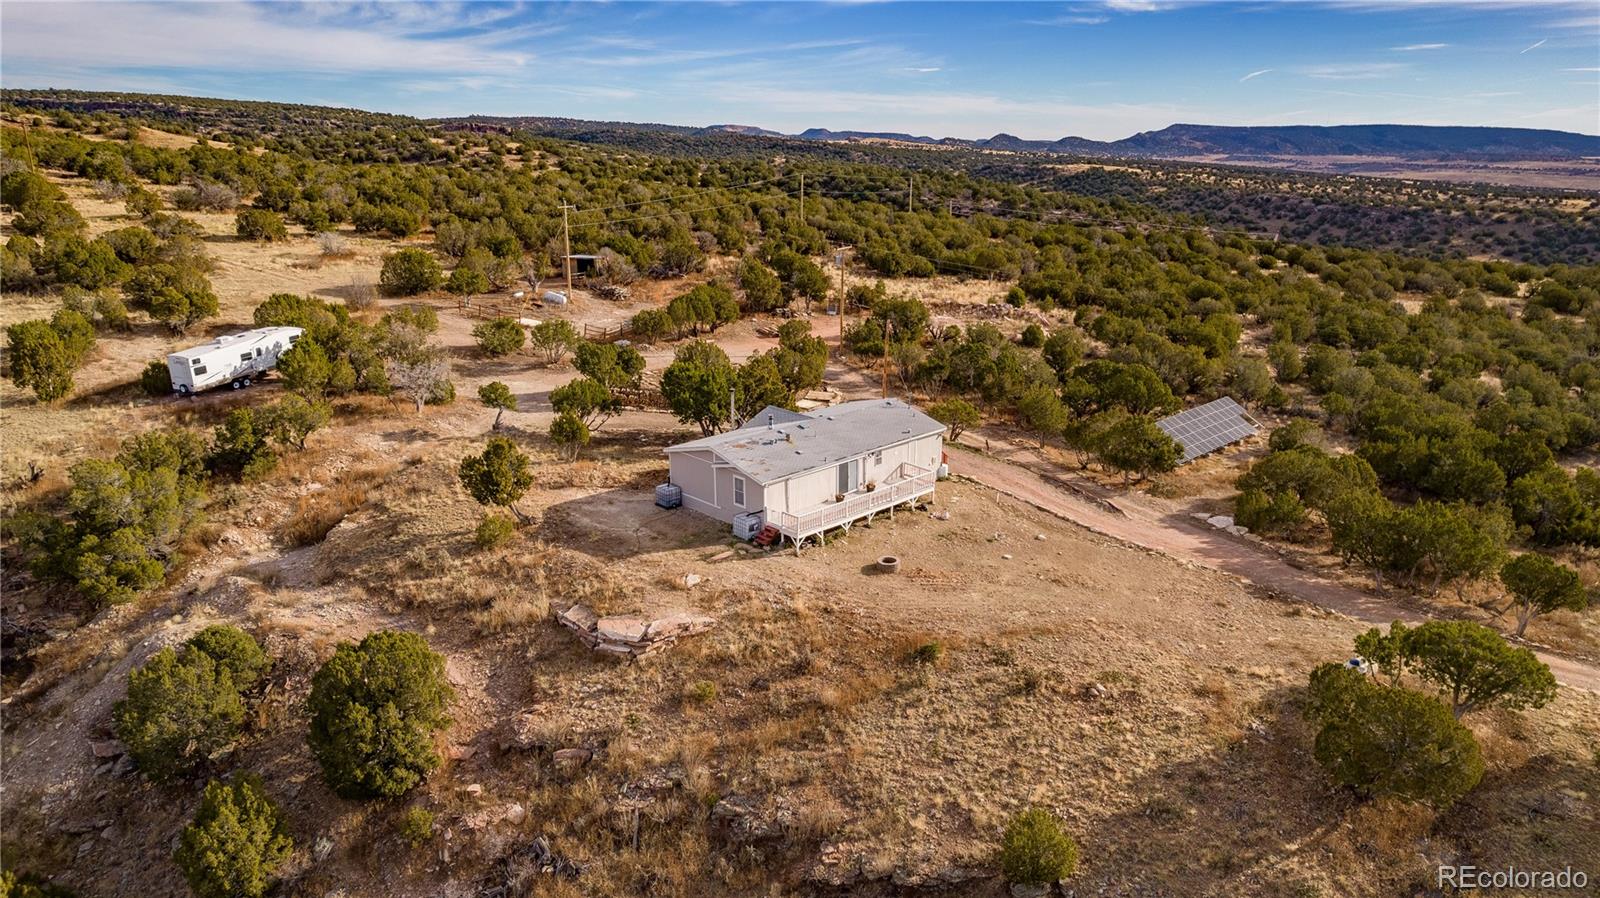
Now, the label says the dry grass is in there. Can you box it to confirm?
[277,459,395,546]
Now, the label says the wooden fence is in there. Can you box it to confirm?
[583,322,635,343]
[458,295,537,321]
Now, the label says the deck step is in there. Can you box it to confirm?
[752,525,781,547]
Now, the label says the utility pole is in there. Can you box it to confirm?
[881,319,892,399]
[560,203,574,297]
[836,246,849,339]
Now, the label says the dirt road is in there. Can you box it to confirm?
[948,443,1600,693]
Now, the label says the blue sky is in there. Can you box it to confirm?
[3,1,1597,139]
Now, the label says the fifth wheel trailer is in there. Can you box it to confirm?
[166,326,303,395]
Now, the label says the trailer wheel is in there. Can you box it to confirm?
[230,379,242,390]
[176,385,191,397]
[241,377,252,388]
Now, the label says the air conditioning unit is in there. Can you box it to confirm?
[732,511,765,541]
[654,483,682,509]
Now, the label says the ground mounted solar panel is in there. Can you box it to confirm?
[1156,397,1261,463]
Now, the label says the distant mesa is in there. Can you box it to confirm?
[432,113,1600,161]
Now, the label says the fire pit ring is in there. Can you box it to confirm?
[876,555,900,574]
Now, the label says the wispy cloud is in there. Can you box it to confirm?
[1239,69,1273,82]
[0,1,539,75]
[1563,66,1600,72]
[1520,38,1547,53]
[1027,14,1111,26]
[1100,0,1178,11]
[1297,62,1407,80]
[907,67,942,73]
[1391,43,1448,51]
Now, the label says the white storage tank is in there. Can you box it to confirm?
[654,483,683,509]
[732,511,765,541]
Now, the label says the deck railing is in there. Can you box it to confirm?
[772,462,935,542]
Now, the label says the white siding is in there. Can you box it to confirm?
[671,431,942,528]
[764,432,942,517]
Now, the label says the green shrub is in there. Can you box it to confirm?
[4,319,74,402]
[0,870,79,897]
[472,317,524,356]
[139,359,173,396]
[549,411,590,460]
[1234,487,1306,534]
[474,513,516,549]
[998,807,1079,885]
[185,625,269,687]
[1019,323,1046,347]
[234,209,287,243]
[909,641,944,666]
[306,630,453,798]
[207,408,277,480]
[445,264,490,296]
[114,648,247,781]
[629,308,673,343]
[50,308,95,363]
[477,381,516,429]
[928,398,980,441]
[379,248,442,296]
[174,776,293,898]
[399,807,435,846]
[528,319,579,365]
[459,437,534,521]
[684,680,718,705]
[1268,419,1320,453]
[1304,662,1483,807]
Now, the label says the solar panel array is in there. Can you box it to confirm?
[1157,397,1259,463]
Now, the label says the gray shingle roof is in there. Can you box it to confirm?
[666,398,945,485]
[736,405,809,430]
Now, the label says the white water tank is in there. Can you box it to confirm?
[732,511,765,541]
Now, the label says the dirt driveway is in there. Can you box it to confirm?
[948,442,1600,693]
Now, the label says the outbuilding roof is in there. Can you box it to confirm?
[665,398,945,485]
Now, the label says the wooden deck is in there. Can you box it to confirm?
[771,463,935,547]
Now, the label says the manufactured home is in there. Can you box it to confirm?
[166,326,303,395]
[663,398,945,546]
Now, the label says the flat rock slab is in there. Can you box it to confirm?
[560,604,718,659]
[596,617,649,643]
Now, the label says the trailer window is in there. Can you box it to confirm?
[192,365,208,375]
[287,335,298,345]
[241,353,253,363]
[190,358,202,366]
[255,348,263,358]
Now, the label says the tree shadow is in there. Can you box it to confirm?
[1083,686,1351,894]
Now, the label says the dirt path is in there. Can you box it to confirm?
[948,443,1600,693]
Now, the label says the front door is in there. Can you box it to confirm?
[836,461,858,495]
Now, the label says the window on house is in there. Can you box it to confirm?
[732,476,745,507]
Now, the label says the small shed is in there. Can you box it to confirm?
[563,254,600,280]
